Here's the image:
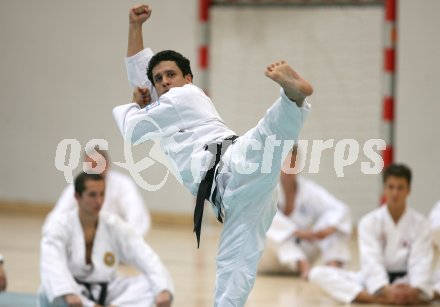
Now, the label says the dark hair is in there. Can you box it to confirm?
[382,163,412,185]
[74,172,104,196]
[147,50,193,85]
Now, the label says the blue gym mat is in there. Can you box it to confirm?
[0,292,36,307]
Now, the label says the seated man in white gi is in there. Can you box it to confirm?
[0,253,6,292]
[45,148,151,236]
[429,200,440,245]
[258,148,352,279]
[38,172,173,307]
[429,199,440,300]
[310,163,433,305]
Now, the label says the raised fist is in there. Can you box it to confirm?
[129,4,152,25]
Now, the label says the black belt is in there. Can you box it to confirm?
[194,135,239,248]
[75,278,108,305]
[388,271,407,283]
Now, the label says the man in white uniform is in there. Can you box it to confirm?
[310,164,433,305]
[38,172,173,307]
[259,149,351,279]
[45,149,151,236]
[0,253,6,292]
[112,4,313,307]
[429,200,440,300]
[429,200,440,247]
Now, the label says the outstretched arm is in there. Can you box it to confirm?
[125,4,157,99]
[127,4,151,57]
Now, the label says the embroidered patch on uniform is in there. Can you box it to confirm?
[104,252,115,267]
[146,101,160,110]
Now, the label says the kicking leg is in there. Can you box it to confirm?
[265,61,313,106]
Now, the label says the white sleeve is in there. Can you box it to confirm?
[358,215,389,294]
[125,48,158,102]
[266,210,298,243]
[430,200,440,247]
[40,223,80,303]
[112,96,182,144]
[408,221,434,299]
[118,177,151,236]
[311,186,352,235]
[114,221,174,297]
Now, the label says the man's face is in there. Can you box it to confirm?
[383,175,410,207]
[152,61,192,97]
[76,179,105,217]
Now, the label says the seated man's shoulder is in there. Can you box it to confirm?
[107,170,134,185]
[43,210,76,236]
[433,200,440,211]
[61,183,75,194]
[406,207,428,224]
[100,212,134,234]
[101,211,123,224]
[359,206,385,226]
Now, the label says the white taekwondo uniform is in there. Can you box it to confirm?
[38,210,173,307]
[429,200,440,295]
[429,200,440,247]
[259,176,351,273]
[309,205,433,303]
[45,170,151,236]
[113,48,310,307]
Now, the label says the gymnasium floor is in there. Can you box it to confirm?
[0,211,434,306]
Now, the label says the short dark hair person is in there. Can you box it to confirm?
[147,50,193,85]
[74,172,104,196]
[382,163,412,186]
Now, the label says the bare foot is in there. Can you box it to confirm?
[265,61,313,106]
[297,260,311,280]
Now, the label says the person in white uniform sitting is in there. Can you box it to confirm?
[112,4,313,307]
[0,253,6,292]
[45,148,151,236]
[259,148,352,279]
[310,164,433,305]
[38,172,173,307]
[429,199,440,300]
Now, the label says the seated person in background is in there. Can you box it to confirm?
[310,163,433,305]
[38,172,173,307]
[0,253,6,292]
[258,147,352,279]
[429,199,440,300]
[429,199,440,247]
[45,148,151,236]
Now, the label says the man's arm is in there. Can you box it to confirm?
[355,285,412,305]
[309,182,352,238]
[358,214,389,294]
[113,219,174,301]
[430,200,440,247]
[127,4,151,57]
[40,222,94,306]
[407,219,434,302]
[155,290,172,307]
[118,174,151,236]
[125,4,158,99]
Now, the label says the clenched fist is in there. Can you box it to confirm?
[129,4,152,25]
